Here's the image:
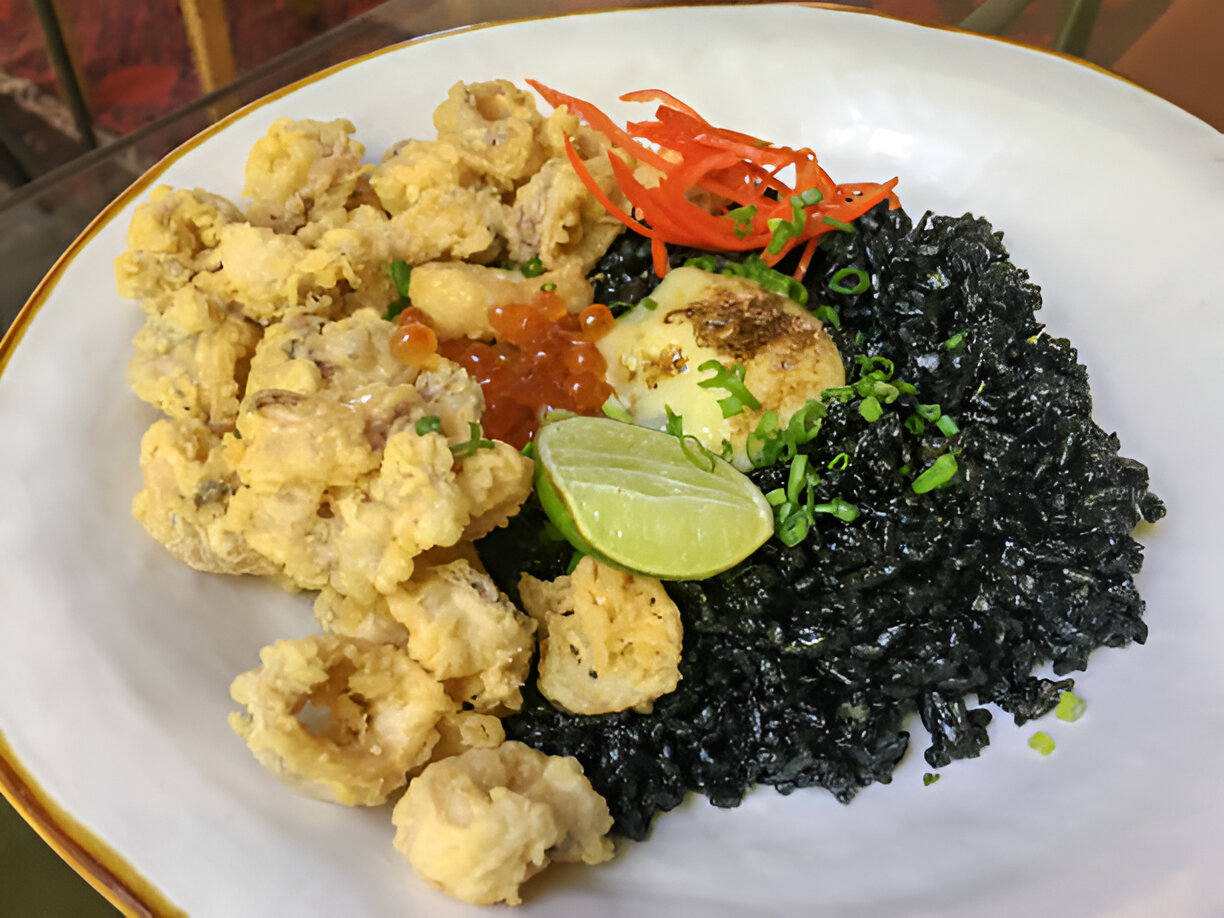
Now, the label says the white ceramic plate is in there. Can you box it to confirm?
[3,5,1223,916]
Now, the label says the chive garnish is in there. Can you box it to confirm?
[1028,731,1055,755]
[415,415,441,435]
[383,259,413,320]
[813,497,859,522]
[1055,691,1086,722]
[520,257,544,278]
[684,254,718,272]
[911,453,958,493]
[766,196,807,255]
[388,259,412,296]
[859,396,883,423]
[829,267,870,295]
[664,406,717,472]
[720,254,808,304]
[813,305,841,330]
[726,204,757,239]
[450,421,496,458]
[698,360,761,418]
[746,400,824,469]
[601,396,634,423]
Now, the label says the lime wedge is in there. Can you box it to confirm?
[534,416,774,580]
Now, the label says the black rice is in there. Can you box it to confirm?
[480,204,1164,841]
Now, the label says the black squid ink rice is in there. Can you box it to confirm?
[479,202,1164,841]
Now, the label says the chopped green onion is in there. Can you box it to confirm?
[721,255,808,305]
[765,488,788,507]
[664,406,716,471]
[855,354,895,379]
[388,259,412,297]
[786,454,812,504]
[859,396,883,423]
[904,415,926,436]
[1055,691,1086,722]
[415,415,442,435]
[775,506,810,547]
[798,187,824,206]
[664,405,685,438]
[936,414,960,437]
[766,196,807,255]
[829,267,870,295]
[540,281,557,292]
[813,305,841,330]
[869,381,900,404]
[601,396,634,424]
[383,260,412,319]
[916,403,942,421]
[785,399,825,446]
[828,452,850,471]
[746,411,781,467]
[520,257,544,278]
[641,296,659,311]
[911,453,959,493]
[698,360,761,417]
[944,331,967,351]
[384,298,410,321]
[684,254,718,272]
[897,464,911,476]
[1028,731,1056,755]
[813,497,859,522]
[450,421,496,458]
[923,772,940,786]
[726,204,757,239]
[821,385,855,404]
[823,216,856,233]
[678,435,716,472]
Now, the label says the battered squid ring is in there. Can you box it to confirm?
[391,741,614,906]
[229,634,454,806]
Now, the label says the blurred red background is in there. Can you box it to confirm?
[0,0,381,136]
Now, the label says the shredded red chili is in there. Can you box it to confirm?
[527,80,900,282]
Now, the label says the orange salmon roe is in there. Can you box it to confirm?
[390,306,438,366]
[436,291,615,448]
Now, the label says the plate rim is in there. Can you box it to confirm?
[0,4,1217,914]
